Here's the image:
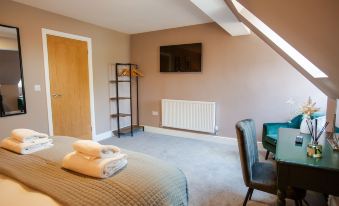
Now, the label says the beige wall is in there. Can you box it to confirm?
[0,37,18,50]
[326,98,336,132]
[131,23,327,138]
[0,0,130,138]
[229,0,339,132]
[0,0,329,139]
[233,0,339,101]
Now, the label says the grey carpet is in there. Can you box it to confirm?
[101,132,326,206]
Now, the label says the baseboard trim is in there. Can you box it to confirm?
[144,125,263,146]
[92,127,263,146]
[143,125,237,144]
[93,131,112,142]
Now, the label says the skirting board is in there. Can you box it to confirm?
[144,126,263,146]
[93,126,263,148]
[93,131,113,142]
[144,125,236,145]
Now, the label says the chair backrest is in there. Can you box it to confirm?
[235,119,259,187]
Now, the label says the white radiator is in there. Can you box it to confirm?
[161,99,216,133]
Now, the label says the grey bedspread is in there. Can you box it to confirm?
[0,136,188,206]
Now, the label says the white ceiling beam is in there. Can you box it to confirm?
[191,0,250,36]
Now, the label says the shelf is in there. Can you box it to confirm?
[113,125,144,136]
[112,63,143,137]
[110,97,131,100]
[111,113,131,118]
[109,80,131,83]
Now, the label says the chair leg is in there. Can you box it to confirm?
[265,150,270,160]
[302,199,309,206]
[294,200,299,206]
[243,188,253,206]
[249,189,254,200]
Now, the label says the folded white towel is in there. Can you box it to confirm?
[0,137,53,154]
[72,140,121,159]
[62,151,127,178]
[11,129,49,143]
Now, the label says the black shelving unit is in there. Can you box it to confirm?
[111,63,144,137]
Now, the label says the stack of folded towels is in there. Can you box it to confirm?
[62,140,127,178]
[0,129,53,154]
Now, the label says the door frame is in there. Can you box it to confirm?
[41,28,96,138]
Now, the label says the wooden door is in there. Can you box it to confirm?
[47,35,91,139]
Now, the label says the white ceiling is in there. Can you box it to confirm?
[191,0,250,36]
[12,0,214,34]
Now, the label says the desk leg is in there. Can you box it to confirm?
[277,189,286,206]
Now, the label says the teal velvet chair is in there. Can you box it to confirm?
[262,113,324,160]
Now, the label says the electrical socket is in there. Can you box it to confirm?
[34,85,41,92]
[152,111,159,116]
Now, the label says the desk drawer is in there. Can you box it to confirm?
[277,162,339,196]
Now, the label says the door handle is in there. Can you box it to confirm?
[51,93,62,98]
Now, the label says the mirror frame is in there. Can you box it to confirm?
[0,24,27,117]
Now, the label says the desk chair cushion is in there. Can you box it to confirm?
[250,162,306,200]
[251,162,276,194]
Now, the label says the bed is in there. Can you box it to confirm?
[0,136,188,206]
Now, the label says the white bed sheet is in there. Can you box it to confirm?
[0,174,60,206]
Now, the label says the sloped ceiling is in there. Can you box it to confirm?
[227,0,339,99]
[11,0,212,34]
[190,0,250,36]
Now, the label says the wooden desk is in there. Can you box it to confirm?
[276,128,339,206]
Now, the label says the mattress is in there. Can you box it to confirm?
[0,136,188,206]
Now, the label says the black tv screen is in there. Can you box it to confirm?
[160,43,202,72]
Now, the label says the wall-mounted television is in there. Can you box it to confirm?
[160,43,202,72]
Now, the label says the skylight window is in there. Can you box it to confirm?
[231,0,328,78]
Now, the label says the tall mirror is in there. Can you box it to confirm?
[0,24,26,117]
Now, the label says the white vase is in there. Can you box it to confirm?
[300,117,311,134]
